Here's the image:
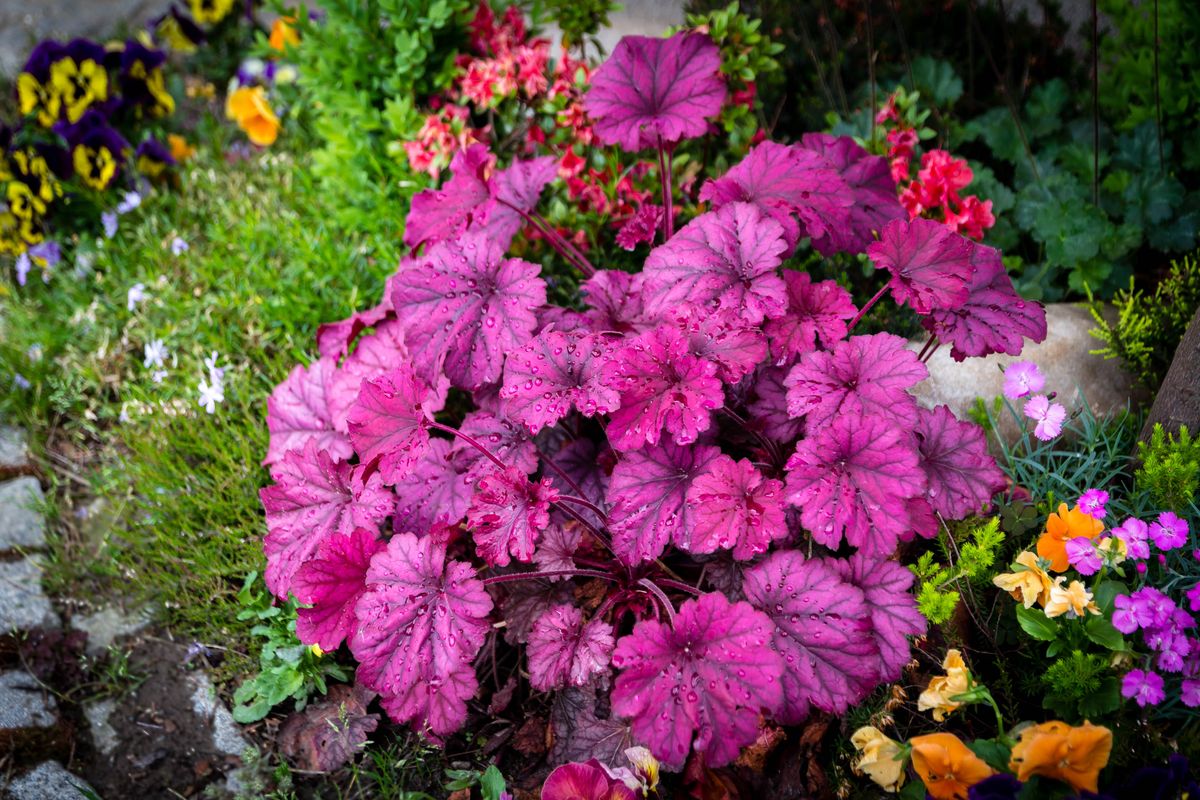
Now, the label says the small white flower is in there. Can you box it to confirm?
[102,211,119,239]
[152,369,168,384]
[13,374,30,390]
[198,376,225,414]
[170,236,189,255]
[127,282,147,311]
[25,344,42,362]
[119,406,131,424]
[204,351,225,382]
[117,190,142,215]
[15,252,31,286]
[143,339,168,369]
[74,251,95,279]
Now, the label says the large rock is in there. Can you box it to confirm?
[188,672,249,757]
[0,477,46,552]
[83,698,118,756]
[71,605,151,657]
[0,557,58,630]
[3,761,95,800]
[912,303,1137,430]
[0,0,162,76]
[0,426,29,474]
[0,671,56,730]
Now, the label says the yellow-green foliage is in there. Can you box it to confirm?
[911,518,1005,625]
[1137,424,1200,509]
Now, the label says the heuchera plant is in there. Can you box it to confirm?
[260,28,1046,772]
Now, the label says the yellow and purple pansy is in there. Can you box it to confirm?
[135,138,176,178]
[48,39,111,124]
[54,110,130,191]
[190,0,237,26]
[118,41,175,118]
[151,6,206,54]
[16,41,67,127]
[8,146,65,213]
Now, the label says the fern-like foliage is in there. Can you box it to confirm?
[1088,251,1200,390]
[911,518,1005,625]
[1041,650,1121,720]
[1137,424,1200,510]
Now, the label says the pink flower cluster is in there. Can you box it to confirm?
[1002,361,1067,441]
[1114,586,1200,708]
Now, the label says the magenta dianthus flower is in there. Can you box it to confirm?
[1065,536,1102,576]
[1122,668,1165,706]
[1077,488,1109,519]
[1150,511,1189,551]
[1002,360,1044,400]
[1182,679,1200,708]
[1024,394,1065,441]
[1113,517,1151,560]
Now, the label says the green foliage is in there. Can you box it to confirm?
[445,766,508,800]
[231,572,349,723]
[289,0,474,242]
[1088,251,1200,390]
[1136,424,1200,510]
[535,0,617,51]
[1041,650,1121,720]
[1099,0,1200,171]
[910,518,1005,625]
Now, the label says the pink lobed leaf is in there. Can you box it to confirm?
[610,592,784,770]
[784,412,926,555]
[498,329,620,434]
[533,523,583,575]
[798,133,905,252]
[828,552,927,682]
[315,298,394,361]
[498,577,575,646]
[742,550,878,722]
[260,442,393,598]
[584,32,726,152]
[293,527,387,652]
[527,604,616,691]
[541,760,638,800]
[481,154,558,247]
[451,409,539,480]
[347,363,437,484]
[783,333,927,429]
[642,202,789,325]
[393,438,474,534]
[466,466,560,567]
[763,271,857,363]
[607,441,721,564]
[580,270,652,334]
[264,358,351,466]
[403,143,492,249]
[676,307,768,384]
[747,365,805,443]
[683,455,787,559]
[914,404,1007,519]
[921,242,1048,361]
[616,203,664,250]
[351,533,493,737]
[603,326,725,452]
[866,217,975,314]
[389,232,547,390]
[325,321,421,433]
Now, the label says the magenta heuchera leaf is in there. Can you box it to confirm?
[260,442,393,598]
[467,466,560,566]
[547,437,611,506]
[867,217,975,314]
[698,142,854,256]
[498,578,575,646]
[642,202,789,325]
[316,298,394,361]
[683,455,787,559]
[584,32,726,152]
[393,438,473,534]
[799,132,905,251]
[784,333,927,429]
[616,203,664,251]
[677,308,767,384]
[326,321,414,433]
[581,270,651,334]
[604,326,724,452]
[293,527,386,651]
[498,329,620,434]
[610,592,783,770]
[265,358,351,466]
[351,533,493,736]
[785,412,926,555]
[403,143,492,249]
[828,552,927,681]
[742,550,877,722]
[748,365,804,443]
[451,409,539,480]
[607,441,721,564]
[914,404,1007,519]
[390,231,547,390]
[483,154,558,247]
[763,272,857,364]
[527,604,616,691]
[534,523,582,575]
[549,687,635,767]
[922,242,1048,361]
[347,363,437,484]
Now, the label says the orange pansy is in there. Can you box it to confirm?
[1036,503,1104,572]
[225,86,280,147]
[910,733,994,800]
[1009,720,1112,793]
[269,16,299,51]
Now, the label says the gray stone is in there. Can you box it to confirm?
[912,303,1137,437]
[84,698,118,756]
[189,672,248,758]
[0,426,28,472]
[0,671,56,729]
[0,477,46,552]
[4,761,95,800]
[0,556,58,631]
[71,605,151,656]
[0,0,162,76]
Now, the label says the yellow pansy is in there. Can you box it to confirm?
[1043,578,1101,619]
[49,57,109,123]
[993,550,1055,609]
[16,73,61,127]
[7,182,47,220]
[73,144,119,190]
[918,649,972,722]
[850,726,907,792]
[225,86,280,147]
[191,0,237,25]
[9,149,61,206]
